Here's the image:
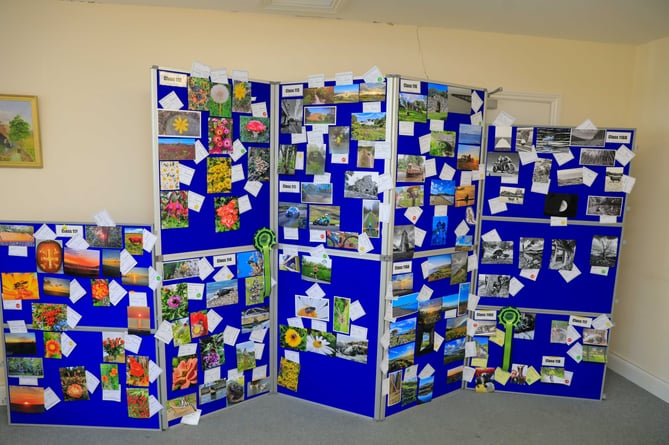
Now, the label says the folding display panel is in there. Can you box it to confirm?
[157,251,271,426]
[467,125,634,399]
[383,78,486,416]
[0,222,161,429]
[152,68,274,257]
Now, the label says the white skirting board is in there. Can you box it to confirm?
[607,352,669,404]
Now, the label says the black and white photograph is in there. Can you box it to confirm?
[579,148,616,166]
[344,171,379,199]
[605,167,624,192]
[532,158,552,183]
[494,126,512,151]
[487,152,519,178]
[570,128,606,147]
[557,167,583,186]
[544,193,578,218]
[477,274,511,298]
[590,235,619,268]
[515,127,534,151]
[513,313,536,340]
[280,99,303,134]
[499,186,525,205]
[481,240,514,265]
[518,237,544,269]
[393,225,415,260]
[447,86,472,114]
[535,127,572,153]
[586,196,624,217]
[472,320,497,336]
[549,239,577,271]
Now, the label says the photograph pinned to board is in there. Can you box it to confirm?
[328,126,350,155]
[42,276,69,298]
[359,82,386,102]
[295,295,330,321]
[447,315,467,340]
[556,168,583,186]
[401,374,418,406]
[188,76,210,111]
[236,340,256,372]
[477,274,511,298]
[305,143,326,175]
[278,202,307,229]
[398,93,427,123]
[199,379,227,405]
[429,130,456,157]
[532,158,553,183]
[549,239,576,271]
[351,112,386,141]
[279,252,301,273]
[0,94,42,168]
[344,170,379,199]
[241,305,270,333]
[207,157,232,193]
[392,272,414,297]
[304,106,336,126]
[510,363,529,385]
[309,204,340,231]
[550,320,569,343]
[8,357,44,379]
[301,255,332,284]
[59,366,90,401]
[232,80,252,113]
[518,237,544,269]
[429,179,455,205]
[481,240,514,265]
[171,354,198,390]
[590,235,619,268]
[582,345,607,363]
[36,239,63,274]
[427,83,449,120]
[227,375,245,405]
[245,276,264,306]
[499,186,525,205]
[166,393,197,421]
[215,279,242,310]
[570,128,606,147]
[416,299,442,356]
[277,356,300,392]
[579,148,615,166]
[160,161,180,190]
[535,127,571,153]
[362,199,380,238]
[333,84,359,104]
[392,224,415,260]
[336,334,368,364]
[396,185,424,208]
[456,144,480,171]
[582,328,608,346]
[325,230,358,250]
[237,250,263,278]
[248,378,270,397]
[171,316,192,347]
[0,223,34,246]
[388,341,415,372]
[441,292,458,316]
[513,313,536,340]
[303,86,334,105]
[387,370,403,406]
[470,338,490,370]
[160,191,189,229]
[209,82,231,117]
[543,193,578,218]
[515,127,534,151]
[443,337,466,365]
[392,292,419,319]
[487,152,519,177]
[9,385,44,413]
[494,126,513,151]
[158,137,196,161]
[389,317,417,347]
[162,258,199,281]
[32,303,68,331]
[604,167,624,192]
[213,196,240,233]
[157,109,201,138]
[460,123,482,145]
[280,99,303,134]
[417,376,434,404]
[450,251,468,285]
[248,147,270,182]
[306,329,336,356]
[447,365,464,385]
[190,310,208,339]
[301,182,333,204]
[423,253,451,282]
[280,324,307,351]
[540,366,566,384]
[431,216,449,246]
[5,332,37,356]
[447,87,472,114]
[454,185,476,207]
[397,155,425,183]
[278,144,298,175]
[208,117,233,154]
[586,196,623,217]
[333,296,351,333]
[356,142,375,169]
[240,116,270,144]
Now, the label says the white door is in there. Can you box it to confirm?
[485,91,561,126]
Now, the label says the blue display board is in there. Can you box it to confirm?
[275,254,380,417]
[0,222,160,429]
[384,78,485,415]
[153,68,273,256]
[158,251,270,426]
[464,312,607,400]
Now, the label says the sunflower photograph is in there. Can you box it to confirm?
[279,324,307,351]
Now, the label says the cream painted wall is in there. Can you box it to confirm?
[611,36,669,385]
[2,0,664,396]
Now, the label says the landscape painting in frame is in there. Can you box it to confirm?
[0,94,42,167]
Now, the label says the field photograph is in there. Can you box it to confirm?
[351,112,386,141]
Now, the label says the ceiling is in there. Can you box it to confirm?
[85,0,669,45]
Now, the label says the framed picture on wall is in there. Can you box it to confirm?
[0,94,42,168]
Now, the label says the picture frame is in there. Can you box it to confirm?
[0,94,42,168]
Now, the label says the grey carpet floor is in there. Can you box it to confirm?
[2,370,668,445]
